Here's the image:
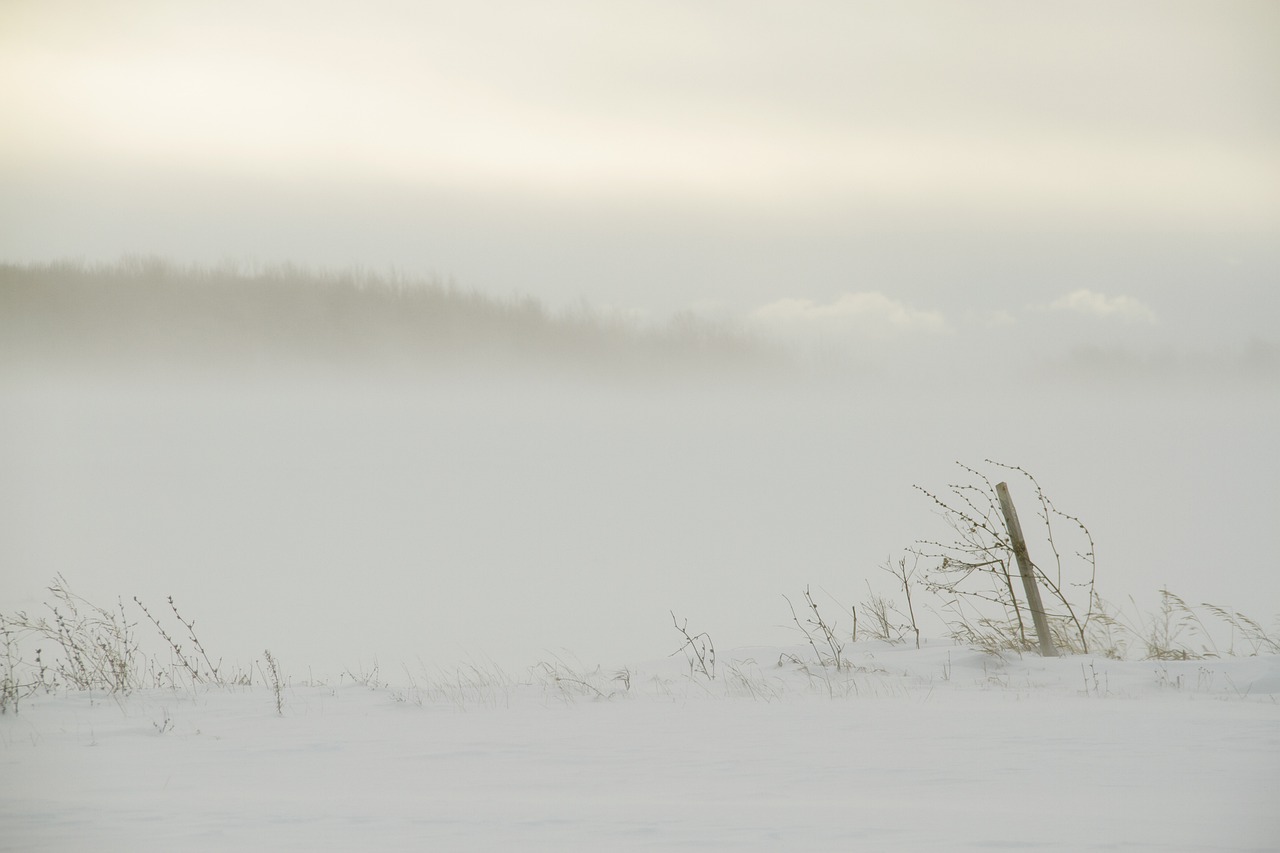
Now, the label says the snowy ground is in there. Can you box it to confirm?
[3,642,1278,852]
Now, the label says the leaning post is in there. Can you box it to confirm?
[995,481,1059,657]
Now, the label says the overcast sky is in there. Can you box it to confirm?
[3,1,1278,368]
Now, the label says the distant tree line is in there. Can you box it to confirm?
[0,258,779,380]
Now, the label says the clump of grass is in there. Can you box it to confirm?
[1141,588,1213,660]
[343,658,386,690]
[533,658,622,702]
[784,587,847,668]
[1,616,37,714]
[133,594,225,685]
[1,575,140,698]
[670,611,716,680]
[855,561,922,647]
[0,575,248,712]
[1101,589,1280,662]
[261,649,284,716]
[409,661,515,710]
[1200,603,1280,656]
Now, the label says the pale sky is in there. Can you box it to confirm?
[2,0,1278,368]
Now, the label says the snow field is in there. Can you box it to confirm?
[3,643,1278,852]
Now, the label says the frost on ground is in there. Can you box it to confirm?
[2,643,1277,853]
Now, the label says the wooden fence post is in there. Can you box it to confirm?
[995,482,1059,657]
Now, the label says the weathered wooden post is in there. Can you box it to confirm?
[995,481,1059,657]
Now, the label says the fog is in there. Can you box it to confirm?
[3,263,1276,671]
[2,2,1278,670]
[6,373,1278,672]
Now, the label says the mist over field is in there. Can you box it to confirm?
[2,1,1278,672]
[2,260,1276,673]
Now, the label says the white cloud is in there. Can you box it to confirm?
[1049,290,1157,324]
[749,292,948,340]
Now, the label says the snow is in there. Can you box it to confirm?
[4,643,1278,852]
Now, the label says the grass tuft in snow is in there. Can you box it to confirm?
[0,575,256,713]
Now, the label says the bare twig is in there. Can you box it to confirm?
[670,611,716,680]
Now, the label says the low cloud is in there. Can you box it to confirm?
[1049,289,1157,324]
[749,292,948,340]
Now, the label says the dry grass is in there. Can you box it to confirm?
[0,575,253,713]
